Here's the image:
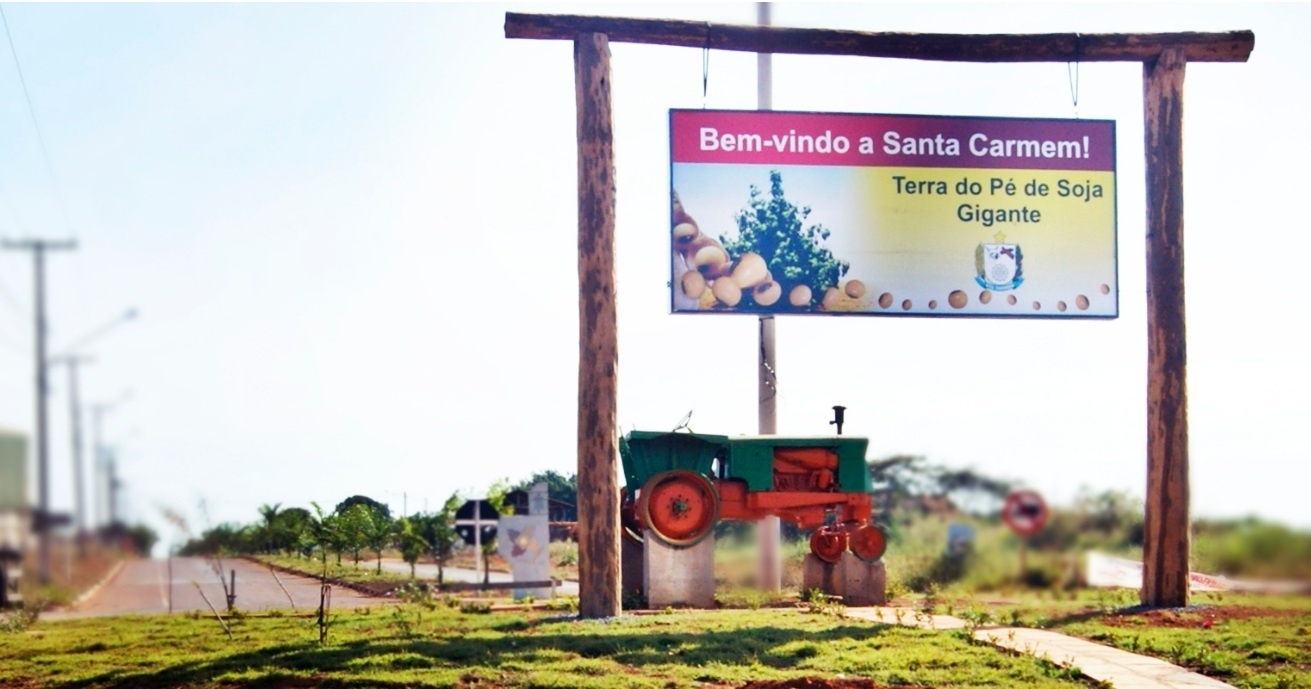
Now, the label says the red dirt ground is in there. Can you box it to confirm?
[740,680,929,689]
[1100,605,1302,628]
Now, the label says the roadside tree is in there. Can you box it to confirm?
[395,517,429,578]
[414,493,462,584]
[337,503,373,565]
[335,495,391,521]
[365,507,394,573]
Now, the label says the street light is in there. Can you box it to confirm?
[103,427,140,531]
[46,353,94,555]
[58,308,137,356]
[89,391,132,531]
[48,308,137,557]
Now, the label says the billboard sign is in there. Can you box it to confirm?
[670,110,1117,318]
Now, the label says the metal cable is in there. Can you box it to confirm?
[0,4,75,234]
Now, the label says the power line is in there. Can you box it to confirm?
[0,274,28,319]
[0,4,74,235]
[0,183,27,234]
[0,325,23,353]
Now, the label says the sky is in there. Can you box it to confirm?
[0,3,1307,551]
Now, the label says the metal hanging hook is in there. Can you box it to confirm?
[1067,32,1082,118]
[702,22,712,108]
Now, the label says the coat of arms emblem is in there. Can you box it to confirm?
[975,233,1024,291]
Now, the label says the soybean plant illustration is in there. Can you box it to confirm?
[719,170,849,309]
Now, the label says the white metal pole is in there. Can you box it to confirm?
[756,1,783,593]
[473,503,483,582]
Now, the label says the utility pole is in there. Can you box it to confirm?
[50,308,135,553]
[51,354,94,557]
[90,404,109,528]
[755,3,775,435]
[106,446,120,526]
[2,238,77,583]
[755,2,783,593]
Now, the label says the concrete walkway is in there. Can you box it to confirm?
[846,607,1234,689]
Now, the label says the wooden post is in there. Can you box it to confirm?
[1142,46,1190,609]
[574,31,621,619]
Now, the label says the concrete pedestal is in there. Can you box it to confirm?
[621,535,644,603]
[644,531,715,609]
[802,553,887,606]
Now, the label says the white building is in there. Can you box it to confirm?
[0,428,30,607]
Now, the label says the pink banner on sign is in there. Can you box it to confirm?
[672,110,1114,171]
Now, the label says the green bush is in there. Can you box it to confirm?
[1193,518,1311,579]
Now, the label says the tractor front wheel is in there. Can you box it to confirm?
[809,528,848,564]
[637,470,719,547]
[849,524,887,562]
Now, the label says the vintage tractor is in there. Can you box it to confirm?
[619,430,887,563]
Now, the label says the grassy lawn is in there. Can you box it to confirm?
[934,589,1311,689]
[255,553,415,595]
[0,605,1106,689]
[253,542,582,595]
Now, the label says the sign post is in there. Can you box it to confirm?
[455,499,500,583]
[1002,489,1049,582]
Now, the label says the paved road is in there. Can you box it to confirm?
[46,557,389,620]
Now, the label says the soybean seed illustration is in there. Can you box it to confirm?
[672,172,852,312]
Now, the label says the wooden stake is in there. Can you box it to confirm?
[1142,46,1190,609]
[574,31,621,619]
[192,582,232,638]
[267,562,296,610]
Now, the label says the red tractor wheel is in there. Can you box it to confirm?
[620,487,644,545]
[849,524,887,562]
[636,470,719,547]
[809,528,848,564]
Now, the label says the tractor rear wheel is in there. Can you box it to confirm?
[848,524,887,562]
[637,470,719,547]
[809,528,848,564]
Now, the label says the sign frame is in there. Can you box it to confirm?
[669,108,1120,320]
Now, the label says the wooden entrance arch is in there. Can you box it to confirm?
[505,12,1255,618]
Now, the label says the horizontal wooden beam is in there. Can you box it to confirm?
[506,13,1253,63]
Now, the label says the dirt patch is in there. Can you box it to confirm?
[213,676,336,689]
[1101,605,1303,628]
[741,680,927,689]
[251,558,401,598]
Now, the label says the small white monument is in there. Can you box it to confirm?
[496,483,552,600]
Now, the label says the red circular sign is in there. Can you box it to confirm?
[1002,489,1048,537]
